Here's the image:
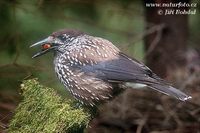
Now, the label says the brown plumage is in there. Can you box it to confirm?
[31,29,192,106]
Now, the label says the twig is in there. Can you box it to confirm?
[0,122,7,129]
[179,72,197,90]
[136,114,148,133]
[161,98,183,126]
[121,23,166,55]
[129,23,165,46]
[12,45,20,65]
[144,23,166,58]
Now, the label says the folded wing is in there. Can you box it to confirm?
[82,53,191,101]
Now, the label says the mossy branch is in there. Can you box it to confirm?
[8,79,91,133]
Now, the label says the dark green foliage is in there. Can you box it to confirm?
[39,0,98,21]
[8,79,91,133]
[0,0,18,55]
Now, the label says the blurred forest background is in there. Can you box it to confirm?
[0,0,200,132]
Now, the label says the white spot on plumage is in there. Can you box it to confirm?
[74,58,78,63]
[100,95,109,99]
[91,93,96,96]
[85,60,89,64]
[96,50,101,56]
[69,60,74,64]
[67,55,70,60]
[83,54,87,58]
[90,60,94,65]
[86,89,92,93]
[73,80,78,85]
[80,87,85,90]
[67,72,70,75]
[104,54,108,58]
[79,61,83,65]
[68,78,72,82]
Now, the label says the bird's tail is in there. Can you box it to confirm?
[137,74,192,101]
[147,83,192,101]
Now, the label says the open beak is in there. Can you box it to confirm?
[31,48,51,58]
[30,37,53,58]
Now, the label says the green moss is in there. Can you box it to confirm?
[8,79,91,133]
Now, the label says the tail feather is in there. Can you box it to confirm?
[139,73,192,101]
[147,83,192,101]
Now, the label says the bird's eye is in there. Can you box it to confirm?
[42,44,51,50]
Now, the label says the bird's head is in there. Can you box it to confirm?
[30,29,84,58]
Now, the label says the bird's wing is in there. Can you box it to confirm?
[83,52,191,101]
[82,52,161,84]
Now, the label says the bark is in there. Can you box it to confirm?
[144,0,189,78]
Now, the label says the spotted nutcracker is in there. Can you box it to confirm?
[30,29,191,106]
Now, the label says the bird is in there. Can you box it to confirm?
[30,29,192,106]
